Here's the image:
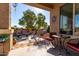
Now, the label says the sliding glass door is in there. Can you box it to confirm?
[60,4,73,35]
[75,4,79,35]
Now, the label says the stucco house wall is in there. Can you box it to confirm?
[0,3,9,29]
[0,3,13,55]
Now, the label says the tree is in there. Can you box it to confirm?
[14,25,17,28]
[18,9,37,30]
[35,13,48,30]
[47,25,50,32]
[18,19,26,28]
[18,9,48,31]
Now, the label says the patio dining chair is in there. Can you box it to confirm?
[42,32,58,48]
[42,33,53,41]
[49,32,59,48]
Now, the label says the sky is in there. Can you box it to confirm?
[11,3,50,28]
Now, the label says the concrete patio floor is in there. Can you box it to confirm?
[8,46,53,56]
[8,39,67,56]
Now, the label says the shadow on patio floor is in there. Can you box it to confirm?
[47,47,69,56]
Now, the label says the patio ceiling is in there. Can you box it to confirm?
[26,3,65,10]
[39,3,65,9]
[38,3,54,9]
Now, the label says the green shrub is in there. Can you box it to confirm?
[0,34,9,40]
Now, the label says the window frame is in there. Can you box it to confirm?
[59,3,73,35]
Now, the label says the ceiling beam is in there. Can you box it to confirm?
[26,3,53,11]
[38,3,54,9]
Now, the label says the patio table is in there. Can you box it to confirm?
[60,35,71,48]
[52,35,60,47]
[52,35,62,55]
[52,34,71,55]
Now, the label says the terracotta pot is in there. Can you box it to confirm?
[13,38,16,45]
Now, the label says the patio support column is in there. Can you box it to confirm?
[0,3,13,55]
[0,3,9,29]
[9,4,13,50]
[52,6,60,33]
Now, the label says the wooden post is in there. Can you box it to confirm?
[73,3,75,36]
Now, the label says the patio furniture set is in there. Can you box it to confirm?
[13,29,79,56]
[49,33,79,56]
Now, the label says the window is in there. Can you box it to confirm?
[75,4,79,34]
[60,15,68,29]
[60,4,73,35]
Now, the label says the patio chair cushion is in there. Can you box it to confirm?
[67,42,79,52]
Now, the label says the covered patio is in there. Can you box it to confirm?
[0,3,79,56]
[8,37,66,56]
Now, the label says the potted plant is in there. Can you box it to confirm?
[0,34,9,42]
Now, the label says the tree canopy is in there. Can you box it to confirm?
[18,9,48,31]
[35,13,48,30]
